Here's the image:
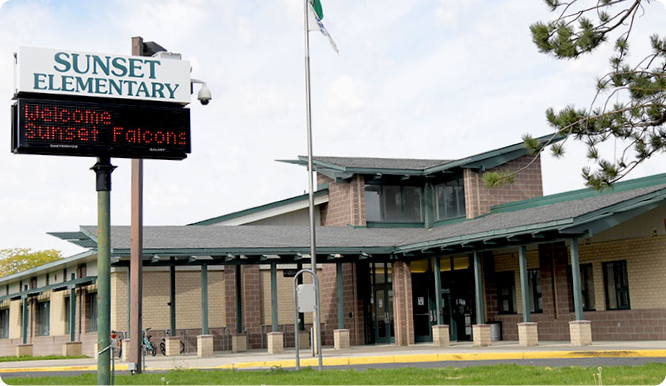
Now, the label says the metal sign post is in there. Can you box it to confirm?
[293,269,322,371]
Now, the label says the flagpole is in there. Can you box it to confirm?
[303,0,321,358]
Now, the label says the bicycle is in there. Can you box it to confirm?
[143,327,157,357]
[159,329,185,355]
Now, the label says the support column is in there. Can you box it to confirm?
[334,261,350,349]
[235,265,242,334]
[518,245,531,322]
[197,263,213,357]
[336,261,344,330]
[570,238,584,321]
[569,238,591,345]
[170,257,176,335]
[473,252,485,325]
[70,275,76,342]
[21,288,28,345]
[201,263,209,335]
[432,257,443,325]
[271,262,278,332]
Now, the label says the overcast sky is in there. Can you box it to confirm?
[0,0,665,256]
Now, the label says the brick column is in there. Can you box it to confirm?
[472,324,491,347]
[569,320,592,346]
[392,261,414,346]
[242,265,261,348]
[518,322,538,346]
[432,325,450,347]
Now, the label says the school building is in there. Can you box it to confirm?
[2,135,666,357]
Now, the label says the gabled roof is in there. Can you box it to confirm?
[278,134,562,181]
[50,173,666,263]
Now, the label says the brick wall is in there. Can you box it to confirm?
[486,237,666,341]
[49,290,66,336]
[317,173,367,346]
[9,300,21,340]
[463,154,543,219]
[392,261,414,346]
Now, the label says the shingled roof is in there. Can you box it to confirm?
[52,173,666,261]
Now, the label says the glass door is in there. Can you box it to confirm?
[371,263,394,344]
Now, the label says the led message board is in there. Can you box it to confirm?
[12,98,191,160]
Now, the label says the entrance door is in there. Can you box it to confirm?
[374,283,394,344]
[412,272,436,342]
[411,256,476,342]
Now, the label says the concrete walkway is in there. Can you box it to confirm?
[1,340,665,374]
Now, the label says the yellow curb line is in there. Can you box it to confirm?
[4,350,666,373]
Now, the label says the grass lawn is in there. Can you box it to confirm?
[3,363,666,385]
[0,355,88,363]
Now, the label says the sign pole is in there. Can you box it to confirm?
[92,156,115,385]
[129,36,145,373]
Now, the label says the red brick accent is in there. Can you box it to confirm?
[392,261,415,346]
[464,154,543,218]
[318,174,366,227]
[317,173,367,346]
[224,265,262,349]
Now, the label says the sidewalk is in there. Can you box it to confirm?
[1,340,665,374]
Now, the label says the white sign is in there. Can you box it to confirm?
[15,47,191,104]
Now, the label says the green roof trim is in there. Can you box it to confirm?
[278,134,562,177]
[0,276,97,302]
[490,172,666,215]
[422,134,561,175]
[188,189,329,226]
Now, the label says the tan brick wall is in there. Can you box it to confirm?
[259,269,313,326]
[493,249,540,315]
[111,269,225,332]
[49,291,66,336]
[464,154,543,219]
[577,236,666,311]
[110,271,127,332]
[9,300,22,340]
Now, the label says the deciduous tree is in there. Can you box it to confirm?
[0,248,63,278]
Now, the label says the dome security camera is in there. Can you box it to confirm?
[197,84,212,105]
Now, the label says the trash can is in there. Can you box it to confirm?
[488,321,502,341]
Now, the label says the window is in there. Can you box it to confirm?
[37,301,50,336]
[528,269,543,313]
[434,179,466,220]
[0,309,8,339]
[496,271,516,314]
[603,260,630,310]
[364,185,423,223]
[65,296,71,334]
[87,293,98,332]
[567,264,595,312]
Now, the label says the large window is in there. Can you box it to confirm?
[567,263,596,312]
[496,271,516,314]
[37,301,50,336]
[434,179,466,220]
[603,260,630,310]
[528,269,543,313]
[0,309,8,339]
[365,185,423,223]
[87,293,98,332]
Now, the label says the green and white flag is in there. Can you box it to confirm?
[308,0,339,54]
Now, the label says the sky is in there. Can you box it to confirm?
[0,0,665,257]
